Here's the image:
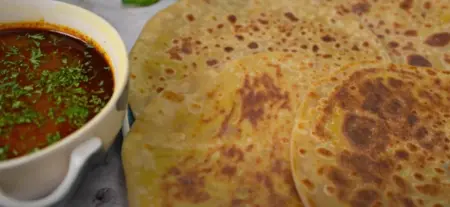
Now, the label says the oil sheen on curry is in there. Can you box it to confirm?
[0,28,113,160]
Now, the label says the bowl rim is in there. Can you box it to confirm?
[0,0,129,168]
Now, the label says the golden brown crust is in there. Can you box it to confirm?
[128,0,389,116]
[295,0,450,70]
[291,64,450,207]
[123,52,321,207]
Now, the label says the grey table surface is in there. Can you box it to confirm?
[53,0,176,206]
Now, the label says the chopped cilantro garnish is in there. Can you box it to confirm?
[0,31,113,160]
[72,88,86,94]
[65,106,89,127]
[23,85,33,91]
[27,33,45,40]
[12,101,23,109]
[15,109,40,124]
[56,116,66,124]
[30,47,44,69]
[6,46,19,57]
[46,132,61,145]
[48,108,55,119]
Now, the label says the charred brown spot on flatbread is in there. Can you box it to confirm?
[399,0,413,11]
[221,145,245,162]
[444,54,450,64]
[395,150,409,160]
[254,172,290,206]
[248,42,259,49]
[349,189,380,207]
[186,14,195,22]
[224,46,234,52]
[425,32,450,47]
[317,148,334,157]
[228,15,237,24]
[407,54,432,67]
[388,41,399,48]
[342,114,382,150]
[400,197,417,207]
[166,38,196,60]
[388,77,403,88]
[326,166,351,189]
[339,151,393,185]
[321,35,336,42]
[221,165,237,177]
[404,30,418,37]
[392,175,408,192]
[206,59,218,66]
[352,2,371,15]
[235,35,244,41]
[162,91,185,102]
[415,184,440,196]
[423,1,432,9]
[161,171,211,204]
[284,12,298,22]
[238,73,290,128]
[312,45,319,53]
[301,179,315,191]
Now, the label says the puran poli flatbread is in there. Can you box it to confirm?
[291,63,450,207]
[122,52,337,207]
[128,0,390,116]
[296,0,450,70]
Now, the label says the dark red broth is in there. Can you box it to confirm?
[0,28,114,160]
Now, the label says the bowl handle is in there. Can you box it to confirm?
[0,138,102,207]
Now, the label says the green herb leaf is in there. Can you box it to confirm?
[46,132,61,145]
[12,101,23,109]
[5,46,19,57]
[23,85,33,91]
[122,0,159,6]
[56,116,66,124]
[64,105,89,127]
[30,47,44,69]
[27,34,45,40]
[48,108,55,119]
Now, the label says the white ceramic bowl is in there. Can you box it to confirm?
[0,1,129,206]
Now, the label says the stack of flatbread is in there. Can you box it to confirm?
[122,0,450,206]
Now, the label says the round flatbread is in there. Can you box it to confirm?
[296,0,450,70]
[291,63,450,207]
[128,0,390,116]
[123,52,329,207]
